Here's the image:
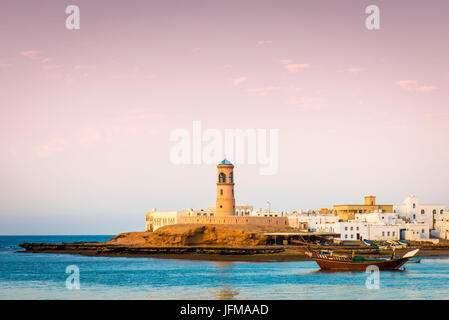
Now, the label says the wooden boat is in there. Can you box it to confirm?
[407,257,422,263]
[362,239,374,246]
[308,248,420,271]
[397,240,409,246]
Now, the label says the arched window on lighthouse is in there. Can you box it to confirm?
[219,172,226,183]
[228,172,233,183]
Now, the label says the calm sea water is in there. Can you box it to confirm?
[1,235,448,300]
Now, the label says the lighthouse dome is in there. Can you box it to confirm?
[218,159,233,166]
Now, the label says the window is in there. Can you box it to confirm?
[350,227,353,231]
[345,227,348,231]
[228,172,233,183]
[350,234,354,239]
[392,232,395,236]
[220,189,223,195]
[433,209,436,215]
[356,227,359,231]
[413,203,415,208]
[421,209,425,215]
[441,210,444,214]
[345,234,348,239]
[219,173,226,183]
[422,229,425,233]
[387,232,390,236]
[382,231,385,236]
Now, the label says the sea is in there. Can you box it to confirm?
[1,235,449,300]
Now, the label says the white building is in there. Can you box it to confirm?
[287,213,339,233]
[249,208,283,217]
[433,212,449,240]
[338,218,430,241]
[394,195,446,229]
[355,211,402,224]
[334,209,430,241]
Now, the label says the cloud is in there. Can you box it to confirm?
[20,50,41,60]
[113,108,166,125]
[35,138,69,158]
[395,80,438,93]
[280,60,309,73]
[245,86,280,96]
[74,65,94,70]
[0,59,12,68]
[191,47,201,53]
[338,67,364,75]
[415,85,438,93]
[232,77,248,86]
[257,40,272,45]
[80,127,102,145]
[41,65,63,70]
[285,96,324,109]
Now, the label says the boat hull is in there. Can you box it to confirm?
[314,257,409,271]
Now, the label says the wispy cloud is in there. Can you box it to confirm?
[41,65,63,70]
[245,86,280,96]
[285,96,324,109]
[20,50,42,60]
[337,67,364,75]
[257,40,272,45]
[395,80,438,93]
[74,65,94,70]
[232,77,248,86]
[35,138,69,158]
[280,59,309,73]
[0,59,12,69]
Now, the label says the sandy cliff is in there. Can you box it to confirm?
[109,224,295,247]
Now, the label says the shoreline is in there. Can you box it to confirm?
[18,242,449,262]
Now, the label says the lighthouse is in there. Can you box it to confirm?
[216,159,235,217]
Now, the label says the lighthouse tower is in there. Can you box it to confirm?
[216,159,235,217]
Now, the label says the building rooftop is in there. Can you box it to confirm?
[218,158,233,166]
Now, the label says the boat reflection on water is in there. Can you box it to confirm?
[215,287,239,300]
[214,262,240,300]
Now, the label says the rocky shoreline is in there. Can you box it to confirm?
[18,242,295,262]
[18,241,449,262]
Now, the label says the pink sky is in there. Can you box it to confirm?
[0,1,448,234]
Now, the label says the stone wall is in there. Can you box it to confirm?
[178,216,289,227]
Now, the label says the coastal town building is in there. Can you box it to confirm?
[433,212,449,240]
[285,209,433,242]
[287,213,338,233]
[339,211,431,241]
[332,196,393,221]
[393,195,446,229]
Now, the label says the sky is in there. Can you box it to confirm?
[0,0,448,234]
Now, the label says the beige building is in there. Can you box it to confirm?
[333,196,393,221]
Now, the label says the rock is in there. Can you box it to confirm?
[109,224,294,247]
